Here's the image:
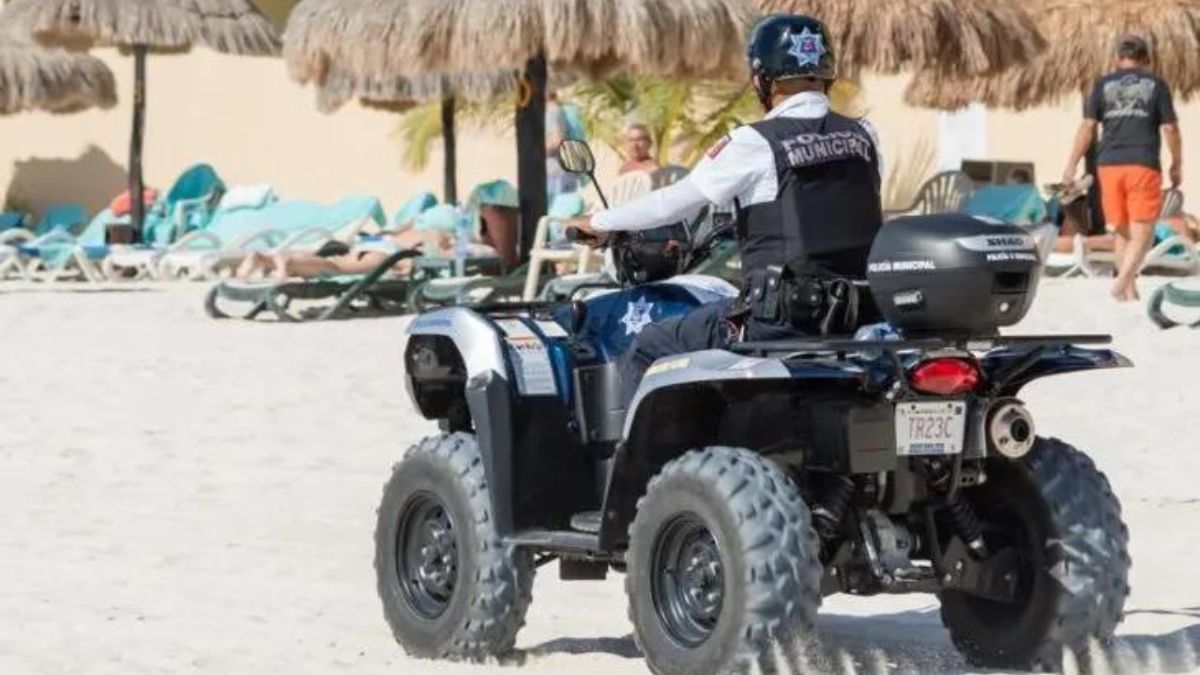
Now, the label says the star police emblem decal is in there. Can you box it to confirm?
[620,297,655,335]
[788,27,826,67]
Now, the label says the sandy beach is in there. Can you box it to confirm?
[1,277,1198,675]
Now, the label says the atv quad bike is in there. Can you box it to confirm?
[376,141,1131,675]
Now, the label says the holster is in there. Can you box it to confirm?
[739,265,870,336]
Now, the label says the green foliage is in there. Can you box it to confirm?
[392,93,517,171]
[392,76,866,172]
[569,75,760,166]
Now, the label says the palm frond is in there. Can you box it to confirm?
[393,101,443,171]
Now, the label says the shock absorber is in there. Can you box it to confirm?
[812,475,854,550]
[945,496,988,558]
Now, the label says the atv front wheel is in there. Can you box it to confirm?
[626,447,822,675]
[375,433,534,661]
[940,437,1130,671]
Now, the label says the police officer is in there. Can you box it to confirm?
[567,14,885,405]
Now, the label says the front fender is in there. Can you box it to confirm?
[407,307,507,383]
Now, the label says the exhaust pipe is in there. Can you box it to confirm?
[987,400,1036,459]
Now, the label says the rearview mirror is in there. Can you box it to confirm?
[558,139,596,175]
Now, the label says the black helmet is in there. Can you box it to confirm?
[747,14,837,104]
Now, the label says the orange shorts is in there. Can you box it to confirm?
[1098,165,1163,230]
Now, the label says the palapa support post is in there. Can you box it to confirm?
[129,44,148,239]
[441,96,458,205]
[515,51,548,264]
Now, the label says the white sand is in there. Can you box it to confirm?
[0,277,1197,675]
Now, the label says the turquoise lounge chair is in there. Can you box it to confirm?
[140,163,226,245]
[0,204,89,279]
[0,212,25,232]
[16,208,120,281]
[388,191,438,232]
[152,195,387,280]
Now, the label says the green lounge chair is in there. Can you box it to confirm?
[204,248,423,322]
[1148,282,1200,329]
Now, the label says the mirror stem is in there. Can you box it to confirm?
[587,171,610,210]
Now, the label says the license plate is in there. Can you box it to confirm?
[895,401,967,456]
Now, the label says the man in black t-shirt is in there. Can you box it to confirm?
[1062,35,1183,302]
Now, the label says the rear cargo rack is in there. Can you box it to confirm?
[731,334,1112,357]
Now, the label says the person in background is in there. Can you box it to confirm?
[618,122,661,175]
[1062,34,1183,302]
[546,91,588,199]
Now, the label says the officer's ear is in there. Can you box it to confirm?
[752,74,773,112]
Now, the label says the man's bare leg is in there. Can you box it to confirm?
[1113,221,1154,301]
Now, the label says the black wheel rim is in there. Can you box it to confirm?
[650,513,724,648]
[396,492,459,620]
[957,471,1044,622]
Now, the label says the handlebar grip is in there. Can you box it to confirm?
[566,226,600,243]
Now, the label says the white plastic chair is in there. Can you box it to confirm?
[521,214,599,300]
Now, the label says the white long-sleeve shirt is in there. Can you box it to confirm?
[592,91,882,233]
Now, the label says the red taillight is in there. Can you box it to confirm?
[909,358,981,396]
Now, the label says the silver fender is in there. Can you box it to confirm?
[622,350,792,440]
[407,308,507,381]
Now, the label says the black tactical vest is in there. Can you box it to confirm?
[736,113,884,278]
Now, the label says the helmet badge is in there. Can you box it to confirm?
[788,27,826,68]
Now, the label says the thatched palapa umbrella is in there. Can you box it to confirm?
[0,32,117,115]
[2,0,281,234]
[906,0,1200,111]
[285,0,753,260]
[758,0,1046,77]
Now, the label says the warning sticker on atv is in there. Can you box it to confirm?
[504,337,557,396]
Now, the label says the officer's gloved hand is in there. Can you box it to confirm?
[564,216,611,249]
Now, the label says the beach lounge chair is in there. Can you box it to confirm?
[148,195,385,281]
[884,171,974,218]
[138,163,226,246]
[1061,189,1200,277]
[405,182,523,309]
[521,192,596,300]
[1147,282,1200,329]
[0,212,25,232]
[963,184,1047,225]
[1139,189,1200,274]
[17,208,120,282]
[202,195,443,321]
[389,191,438,232]
[529,172,657,301]
[0,204,88,278]
[204,249,423,322]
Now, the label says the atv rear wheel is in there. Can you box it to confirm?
[375,433,534,661]
[626,447,822,675]
[940,437,1130,672]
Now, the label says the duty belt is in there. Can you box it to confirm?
[738,266,870,336]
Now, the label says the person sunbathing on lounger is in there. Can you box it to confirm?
[234,228,450,281]
[234,203,518,282]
